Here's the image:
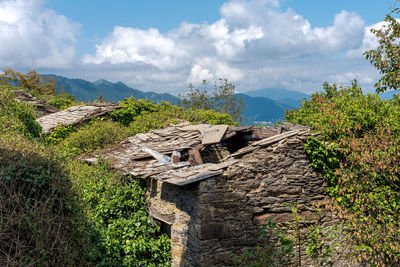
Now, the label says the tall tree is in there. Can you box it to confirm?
[364,6,400,92]
[0,68,57,95]
[179,79,245,123]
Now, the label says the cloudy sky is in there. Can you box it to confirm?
[0,0,396,95]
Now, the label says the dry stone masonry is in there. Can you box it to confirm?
[82,123,347,266]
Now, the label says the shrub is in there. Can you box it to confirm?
[111,97,161,126]
[286,81,400,264]
[45,93,76,110]
[112,97,237,128]
[285,80,399,140]
[58,118,131,156]
[0,85,42,138]
[68,160,171,266]
[0,133,90,266]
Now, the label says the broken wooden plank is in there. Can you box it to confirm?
[140,147,171,163]
[188,146,203,166]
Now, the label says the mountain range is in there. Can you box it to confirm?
[45,74,308,125]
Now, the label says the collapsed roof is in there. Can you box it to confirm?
[36,103,118,134]
[81,123,310,186]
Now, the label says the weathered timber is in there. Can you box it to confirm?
[188,146,203,166]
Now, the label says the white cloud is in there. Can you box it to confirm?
[81,0,372,94]
[329,72,375,85]
[0,0,383,95]
[187,64,215,83]
[346,21,389,59]
[83,27,189,70]
[0,0,79,69]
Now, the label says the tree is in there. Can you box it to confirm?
[179,78,245,123]
[0,68,57,95]
[364,6,400,93]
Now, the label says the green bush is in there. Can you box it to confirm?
[0,85,42,138]
[286,81,400,264]
[57,118,131,156]
[112,97,237,128]
[45,93,76,110]
[111,97,161,126]
[68,160,171,266]
[0,133,90,266]
[43,124,76,145]
[286,80,400,140]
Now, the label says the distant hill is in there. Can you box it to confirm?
[44,74,179,104]
[45,74,300,124]
[246,88,309,108]
[239,94,291,124]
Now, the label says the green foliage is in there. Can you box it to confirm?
[286,81,400,264]
[111,97,161,126]
[286,80,398,140]
[0,85,42,138]
[43,124,75,145]
[45,93,76,109]
[68,160,171,266]
[0,68,57,95]
[233,218,294,267]
[304,137,341,192]
[179,79,245,123]
[0,133,91,266]
[364,7,400,93]
[57,118,131,156]
[112,97,237,131]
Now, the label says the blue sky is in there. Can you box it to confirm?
[0,0,397,94]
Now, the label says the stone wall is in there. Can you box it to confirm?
[145,133,342,266]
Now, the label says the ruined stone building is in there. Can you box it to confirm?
[81,123,336,266]
[16,91,346,266]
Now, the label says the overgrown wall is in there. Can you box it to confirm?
[146,134,345,266]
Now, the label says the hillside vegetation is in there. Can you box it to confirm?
[0,75,236,266]
[286,81,400,265]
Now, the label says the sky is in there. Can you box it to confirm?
[0,0,397,95]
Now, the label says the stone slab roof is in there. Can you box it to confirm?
[36,104,118,134]
[81,123,310,186]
